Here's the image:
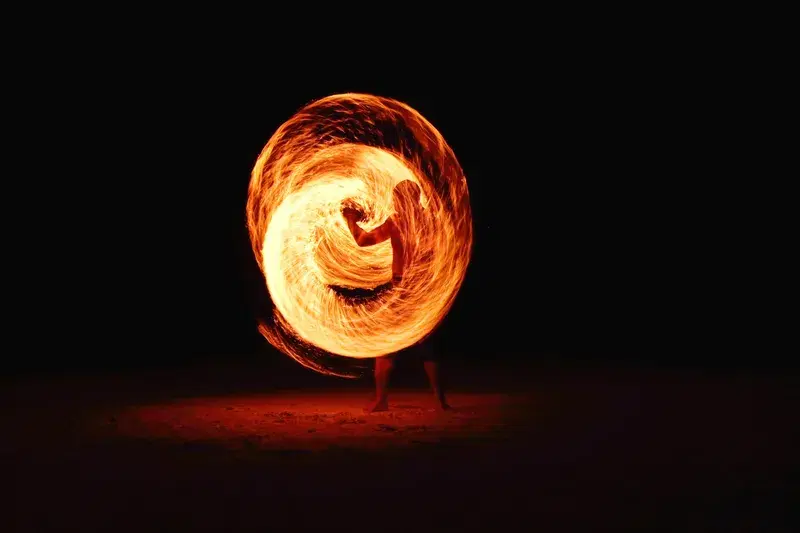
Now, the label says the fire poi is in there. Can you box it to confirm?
[246,94,472,377]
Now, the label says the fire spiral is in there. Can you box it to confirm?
[246,94,472,377]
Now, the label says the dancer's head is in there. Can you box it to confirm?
[393,180,422,207]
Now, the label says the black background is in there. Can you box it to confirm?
[9,35,771,377]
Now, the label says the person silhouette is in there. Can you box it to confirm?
[342,180,450,412]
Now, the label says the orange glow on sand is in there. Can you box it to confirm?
[101,391,520,451]
[246,94,473,377]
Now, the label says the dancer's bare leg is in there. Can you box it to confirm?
[424,360,451,410]
[365,355,395,413]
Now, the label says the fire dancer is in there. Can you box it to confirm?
[342,180,450,412]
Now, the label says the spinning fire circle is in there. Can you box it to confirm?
[246,94,472,377]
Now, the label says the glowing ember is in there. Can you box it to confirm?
[246,94,472,377]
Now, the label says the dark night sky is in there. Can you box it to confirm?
[10,42,769,376]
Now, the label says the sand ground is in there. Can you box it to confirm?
[2,362,795,532]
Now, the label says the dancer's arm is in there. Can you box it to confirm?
[343,208,393,247]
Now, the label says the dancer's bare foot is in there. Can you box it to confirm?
[364,399,389,413]
[433,391,451,411]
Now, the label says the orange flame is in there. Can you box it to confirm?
[246,94,472,377]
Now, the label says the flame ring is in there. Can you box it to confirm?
[247,94,472,377]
